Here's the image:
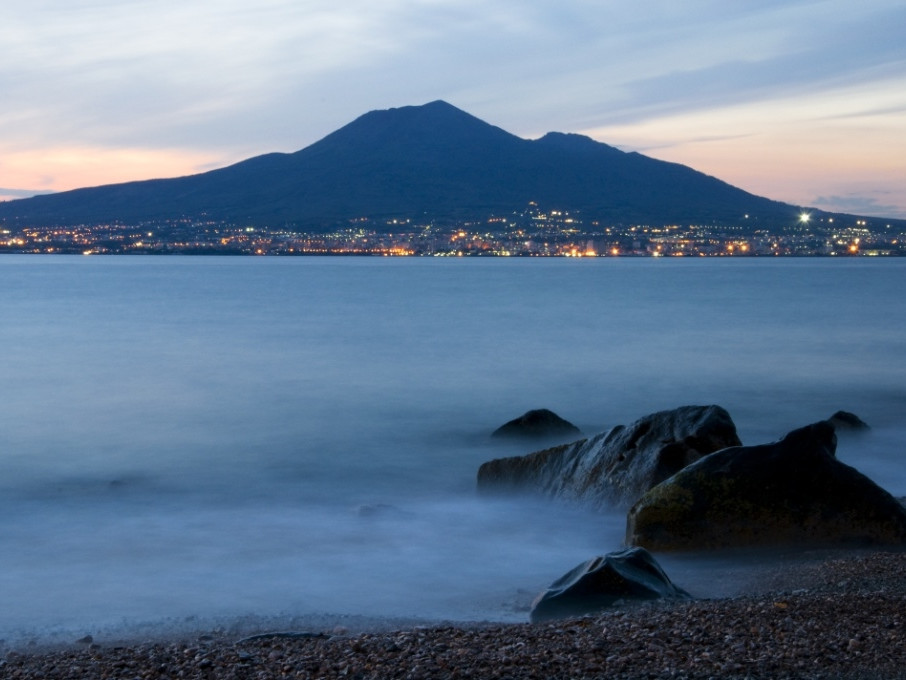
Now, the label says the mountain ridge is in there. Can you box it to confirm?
[0,100,873,230]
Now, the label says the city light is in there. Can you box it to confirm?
[0,203,902,256]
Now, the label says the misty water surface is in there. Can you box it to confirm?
[1,256,904,644]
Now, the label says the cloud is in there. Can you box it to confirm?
[5,0,902,151]
[0,144,222,194]
[625,133,758,154]
[0,1,413,148]
[581,3,906,128]
[1,0,904,211]
[815,103,906,122]
[0,188,55,201]
[812,194,906,219]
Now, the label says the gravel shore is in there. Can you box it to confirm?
[4,551,906,679]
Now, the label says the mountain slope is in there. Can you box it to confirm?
[0,100,801,229]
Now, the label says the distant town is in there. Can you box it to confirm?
[2,203,904,256]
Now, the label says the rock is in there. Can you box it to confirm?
[491,409,582,442]
[478,405,741,508]
[826,410,870,431]
[355,504,414,520]
[530,547,690,623]
[627,421,906,551]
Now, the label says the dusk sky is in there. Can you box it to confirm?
[1,0,904,217]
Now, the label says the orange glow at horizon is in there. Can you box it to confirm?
[581,77,906,216]
[0,146,233,201]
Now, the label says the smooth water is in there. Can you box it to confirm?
[1,256,904,644]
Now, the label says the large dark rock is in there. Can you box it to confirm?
[491,409,582,443]
[627,421,906,551]
[530,547,690,623]
[478,405,741,508]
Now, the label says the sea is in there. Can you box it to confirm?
[1,255,904,646]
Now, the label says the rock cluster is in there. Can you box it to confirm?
[479,405,740,508]
[481,405,903,553]
[480,404,905,620]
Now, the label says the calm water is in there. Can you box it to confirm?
[1,255,904,644]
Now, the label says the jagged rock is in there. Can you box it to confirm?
[530,547,690,623]
[627,421,906,551]
[491,409,581,442]
[478,405,741,508]
[827,410,870,431]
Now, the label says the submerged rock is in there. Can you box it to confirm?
[530,547,690,623]
[478,405,741,508]
[490,409,582,443]
[355,504,415,520]
[627,421,906,551]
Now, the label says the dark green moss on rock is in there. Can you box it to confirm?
[627,421,906,551]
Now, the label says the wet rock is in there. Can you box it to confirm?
[826,410,870,432]
[479,405,741,508]
[627,420,906,551]
[530,547,690,623]
[491,409,582,443]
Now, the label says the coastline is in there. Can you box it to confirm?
[5,551,906,679]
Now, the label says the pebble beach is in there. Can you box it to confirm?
[4,551,905,680]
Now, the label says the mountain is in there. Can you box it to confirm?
[0,101,814,230]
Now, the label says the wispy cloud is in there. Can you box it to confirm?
[582,4,906,128]
[625,133,758,154]
[813,194,906,219]
[0,189,51,204]
[814,103,906,122]
[0,0,903,213]
[0,187,54,199]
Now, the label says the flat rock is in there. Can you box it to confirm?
[478,405,741,508]
[530,547,690,622]
[627,420,906,551]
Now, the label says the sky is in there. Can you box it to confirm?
[1,0,905,217]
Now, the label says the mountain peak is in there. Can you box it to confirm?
[358,100,464,121]
[414,99,461,112]
[314,100,519,154]
[355,100,497,130]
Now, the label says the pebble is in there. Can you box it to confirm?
[4,552,906,679]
